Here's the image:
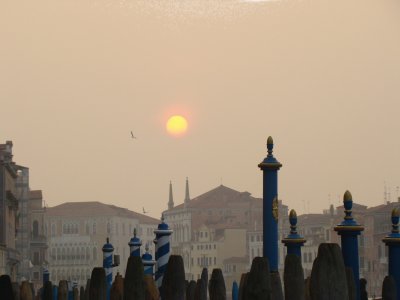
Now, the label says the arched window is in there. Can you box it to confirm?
[86,247,90,260]
[86,223,90,235]
[81,247,85,260]
[51,224,56,236]
[32,220,39,237]
[93,223,96,234]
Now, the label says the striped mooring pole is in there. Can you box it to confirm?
[154,214,173,288]
[129,228,142,257]
[382,208,400,300]
[142,242,156,276]
[281,209,306,258]
[102,237,114,300]
[258,136,282,272]
[334,191,364,300]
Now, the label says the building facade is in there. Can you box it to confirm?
[45,202,158,286]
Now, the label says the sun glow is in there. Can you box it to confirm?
[166,115,188,137]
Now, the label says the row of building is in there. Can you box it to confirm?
[1,140,399,297]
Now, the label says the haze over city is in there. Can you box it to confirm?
[1,0,400,218]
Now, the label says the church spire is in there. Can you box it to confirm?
[168,181,174,210]
[184,177,190,207]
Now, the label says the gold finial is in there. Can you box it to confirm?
[289,209,297,219]
[267,136,273,145]
[392,208,400,218]
[344,190,352,202]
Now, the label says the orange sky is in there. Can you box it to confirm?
[1,0,400,218]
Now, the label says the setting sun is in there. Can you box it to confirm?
[166,115,188,137]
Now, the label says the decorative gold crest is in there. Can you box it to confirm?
[272,197,279,222]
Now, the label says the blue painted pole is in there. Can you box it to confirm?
[102,238,114,300]
[154,214,173,288]
[281,209,306,258]
[382,208,400,300]
[232,280,239,300]
[43,267,50,285]
[142,243,156,276]
[334,191,364,300]
[258,136,282,272]
[129,228,142,257]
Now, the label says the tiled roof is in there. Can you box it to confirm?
[169,185,260,211]
[46,201,159,224]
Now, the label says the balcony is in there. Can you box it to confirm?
[30,235,48,247]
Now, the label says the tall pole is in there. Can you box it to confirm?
[154,214,173,289]
[258,136,282,272]
[382,208,400,300]
[102,238,114,300]
[129,228,142,257]
[334,191,364,300]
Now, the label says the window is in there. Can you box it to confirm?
[93,223,96,234]
[214,257,216,265]
[107,222,111,234]
[33,251,40,265]
[93,248,97,261]
[191,258,193,266]
[51,224,56,236]
[86,223,90,235]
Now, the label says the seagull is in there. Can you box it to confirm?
[131,131,137,139]
[142,207,148,214]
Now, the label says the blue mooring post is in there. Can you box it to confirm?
[281,209,306,258]
[102,238,114,300]
[334,191,364,300]
[142,242,156,276]
[43,266,50,285]
[382,208,400,300]
[232,280,239,300]
[129,228,142,257]
[258,136,282,272]
[154,214,173,288]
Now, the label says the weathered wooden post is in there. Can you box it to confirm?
[123,256,145,300]
[209,269,226,300]
[334,191,364,300]
[144,275,159,300]
[282,209,306,258]
[154,214,173,289]
[245,257,271,300]
[129,228,142,257]
[142,243,156,276]
[58,280,69,300]
[382,275,397,300]
[80,286,85,300]
[42,281,53,300]
[186,280,197,300]
[232,281,239,300]
[359,278,368,300]
[200,268,208,300]
[0,274,14,300]
[284,254,304,300]
[258,136,282,272]
[238,273,248,300]
[310,243,349,300]
[20,281,34,300]
[43,267,50,286]
[110,273,124,300]
[161,255,186,300]
[382,208,400,300]
[90,267,107,300]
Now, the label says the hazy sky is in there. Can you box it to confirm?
[1,0,400,218]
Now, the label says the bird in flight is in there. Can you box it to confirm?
[131,131,137,139]
[142,207,148,214]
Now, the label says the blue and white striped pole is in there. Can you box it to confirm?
[102,238,114,300]
[154,214,173,288]
[142,243,156,276]
[129,228,142,257]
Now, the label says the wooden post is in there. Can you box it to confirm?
[20,281,33,300]
[123,255,145,300]
[200,268,208,300]
[208,269,226,300]
[245,257,271,300]
[58,280,69,300]
[42,281,53,300]
[382,276,397,300]
[360,278,368,300]
[110,273,124,300]
[12,282,20,300]
[144,275,159,300]
[90,267,107,300]
[270,272,283,300]
[186,280,197,300]
[84,279,91,300]
[284,254,304,300]
[0,274,14,300]
[161,255,186,300]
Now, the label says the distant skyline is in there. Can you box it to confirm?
[1,0,400,218]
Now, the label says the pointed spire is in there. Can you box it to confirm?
[168,180,174,210]
[184,177,190,207]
